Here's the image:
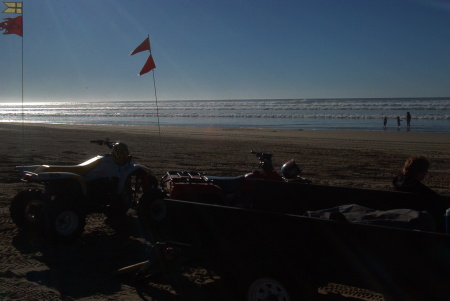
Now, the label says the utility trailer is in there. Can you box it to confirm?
[139,182,450,301]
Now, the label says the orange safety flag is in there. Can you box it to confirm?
[131,37,150,56]
[139,54,156,76]
[131,37,156,76]
[0,15,22,36]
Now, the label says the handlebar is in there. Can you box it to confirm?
[251,150,275,172]
[251,150,273,162]
[90,139,114,149]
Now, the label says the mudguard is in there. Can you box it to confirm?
[20,171,88,195]
[116,163,153,193]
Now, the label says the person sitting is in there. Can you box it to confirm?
[392,156,438,195]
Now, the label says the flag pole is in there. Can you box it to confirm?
[21,2,25,165]
[148,35,163,158]
[151,69,162,158]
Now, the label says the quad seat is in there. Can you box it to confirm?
[33,156,103,176]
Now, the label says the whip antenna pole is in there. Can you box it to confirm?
[151,69,163,158]
[148,34,162,158]
[21,2,25,165]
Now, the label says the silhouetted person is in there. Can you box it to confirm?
[406,112,411,128]
[396,116,401,128]
[383,116,387,129]
[392,156,437,195]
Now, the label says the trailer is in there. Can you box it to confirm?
[138,182,450,301]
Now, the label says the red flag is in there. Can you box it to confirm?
[131,37,150,56]
[0,15,23,37]
[139,54,156,76]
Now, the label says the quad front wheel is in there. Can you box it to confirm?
[10,189,46,230]
[43,202,86,242]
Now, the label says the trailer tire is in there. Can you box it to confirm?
[10,189,46,230]
[242,263,312,301]
[247,277,292,301]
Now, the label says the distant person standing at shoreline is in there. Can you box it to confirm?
[396,116,401,128]
[383,116,387,129]
[406,112,411,128]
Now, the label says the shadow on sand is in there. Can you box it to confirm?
[11,213,230,300]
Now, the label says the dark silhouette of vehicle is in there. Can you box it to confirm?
[139,180,450,301]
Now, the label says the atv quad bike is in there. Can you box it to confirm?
[160,151,311,206]
[10,139,159,242]
[138,151,311,225]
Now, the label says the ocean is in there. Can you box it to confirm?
[0,98,449,132]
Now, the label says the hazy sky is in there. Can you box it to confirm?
[1,0,450,102]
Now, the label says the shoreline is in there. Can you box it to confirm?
[3,121,450,138]
[1,120,448,133]
[2,121,450,149]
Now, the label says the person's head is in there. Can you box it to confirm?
[402,156,430,181]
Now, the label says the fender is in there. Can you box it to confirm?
[22,171,88,195]
[116,163,154,193]
[17,165,45,175]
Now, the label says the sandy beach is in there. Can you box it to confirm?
[1,122,449,300]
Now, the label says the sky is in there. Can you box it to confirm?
[1,0,450,102]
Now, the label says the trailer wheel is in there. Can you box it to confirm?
[247,277,292,301]
[10,189,46,230]
[43,202,86,242]
[242,263,312,301]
